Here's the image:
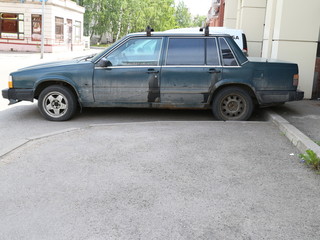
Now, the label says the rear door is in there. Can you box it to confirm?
[160,37,222,106]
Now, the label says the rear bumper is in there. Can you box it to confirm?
[256,89,304,104]
[2,88,34,102]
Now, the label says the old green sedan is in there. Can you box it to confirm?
[2,27,303,121]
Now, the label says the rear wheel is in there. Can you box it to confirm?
[212,87,253,121]
[38,85,77,121]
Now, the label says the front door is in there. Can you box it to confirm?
[93,37,163,104]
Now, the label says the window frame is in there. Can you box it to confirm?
[55,16,64,43]
[31,14,41,41]
[0,13,24,40]
[75,20,81,43]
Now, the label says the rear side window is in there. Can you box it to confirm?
[166,38,205,65]
[219,38,238,66]
[207,38,220,65]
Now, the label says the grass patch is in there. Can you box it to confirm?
[299,149,320,172]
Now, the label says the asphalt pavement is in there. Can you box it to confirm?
[0,121,319,239]
[0,50,319,239]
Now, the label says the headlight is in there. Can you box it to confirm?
[8,75,13,88]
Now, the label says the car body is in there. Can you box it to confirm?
[2,27,304,121]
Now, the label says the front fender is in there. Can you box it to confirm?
[34,76,80,99]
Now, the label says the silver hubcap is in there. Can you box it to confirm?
[221,94,246,119]
[43,91,68,118]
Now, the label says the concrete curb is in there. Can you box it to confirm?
[266,110,320,157]
[0,128,80,160]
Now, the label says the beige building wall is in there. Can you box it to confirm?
[235,0,267,57]
[223,0,238,28]
[224,0,320,99]
[262,0,320,98]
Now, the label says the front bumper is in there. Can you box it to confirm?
[256,89,304,104]
[2,88,34,103]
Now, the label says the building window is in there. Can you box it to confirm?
[75,21,81,43]
[0,13,24,39]
[32,14,41,41]
[55,17,64,42]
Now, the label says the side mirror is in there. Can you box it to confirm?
[97,58,112,68]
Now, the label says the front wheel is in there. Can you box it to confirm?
[212,87,254,121]
[38,85,77,121]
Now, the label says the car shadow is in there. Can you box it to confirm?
[0,103,266,123]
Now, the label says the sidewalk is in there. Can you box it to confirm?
[266,100,320,156]
[270,100,320,143]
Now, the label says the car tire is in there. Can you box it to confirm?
[38,85,77,121]
[212,87,253,121]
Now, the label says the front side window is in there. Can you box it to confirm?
[166,38,205,65]
[55,17,64,42]
[219,38,238,66]
[105,38,162,66]
[0,13,24,39]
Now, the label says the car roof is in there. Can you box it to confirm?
[124,27,242,38]
[126,31,231,38]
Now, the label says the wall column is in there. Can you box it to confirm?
[236,0,267,57]
[262,0,320,98]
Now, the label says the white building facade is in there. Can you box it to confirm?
[0,0,85,53]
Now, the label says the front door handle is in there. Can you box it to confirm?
[208,68,221,74]
[146,69,160,74]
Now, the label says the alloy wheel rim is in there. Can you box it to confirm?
[43,91,68,118]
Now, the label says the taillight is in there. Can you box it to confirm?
[293,74,299,86]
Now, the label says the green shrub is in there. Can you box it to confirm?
[299,150,320,172]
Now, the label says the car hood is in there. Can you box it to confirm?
[17,59,81,71]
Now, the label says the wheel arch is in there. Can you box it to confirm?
[209,82,258,106]
[34,80,79,102]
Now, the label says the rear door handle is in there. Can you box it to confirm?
[208,68,221,74]
[146,69,159,74]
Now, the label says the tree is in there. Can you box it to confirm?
[81,0,177,42]
[192,15,207,27]
[174,1,192,28]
